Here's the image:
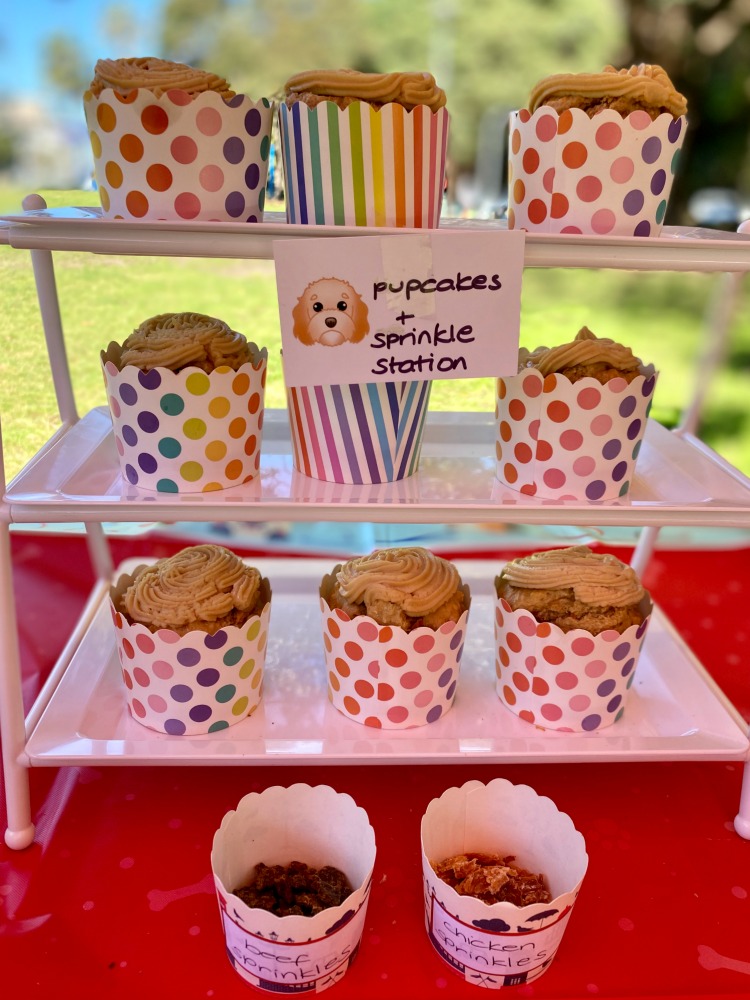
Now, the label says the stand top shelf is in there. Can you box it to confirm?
[3,207,750,271]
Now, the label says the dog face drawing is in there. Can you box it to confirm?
[292,277,370,347]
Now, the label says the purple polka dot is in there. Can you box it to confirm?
[602,439,621,460]
[668,118,683,143]
[438,669,454,688]
[455,643,465,663]
[245,163,260,189]
[450,630,463,650]
[125,464,138,485]
[642,375,656,397]
[122,424,138,447]
[177,648,201,667]
[246,214,258,223]
[189,704,212,723]
[607,695,623,713]
[204,631,227,649]
[446,680,457,701]
[170,684,193,703]
[621,657,635,677]
[597,679,616,697]
[119,384,138,406]
[426,705,443,723]
[164,718,186,735]
[223,136,245,164]
[225,190,245,217]
[582,714,602,731]
[636,619,649,639]
[634,220,651,237]
[627,418,642,440]
[619,396,637,418]
[227,94,244,108]
[245,108,262,136]
[137,411,159,433]
[612,460,628,482]
[138,452,157,474]
[138,368,162,389]
[642,137,662,163]
[197,668,220,687]
[650,169,666,195]
[585,480,606,500]
[623,189,644,215]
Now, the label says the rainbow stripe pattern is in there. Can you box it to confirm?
[279,102,449,228]
[287,380,432,484]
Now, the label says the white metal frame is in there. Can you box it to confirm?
[1,201,749,849]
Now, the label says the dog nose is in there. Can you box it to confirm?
[325,317,337,328]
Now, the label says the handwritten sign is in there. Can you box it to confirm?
[274,230,525,388]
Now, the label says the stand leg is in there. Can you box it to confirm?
[733,756,750,840]
[84,522,114,581]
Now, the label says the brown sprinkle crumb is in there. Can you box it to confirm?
[432,852,551,906]
[234,861,353,917]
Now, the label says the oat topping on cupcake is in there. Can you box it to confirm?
[519,326,645,385]
[283,68,446,111]
[528,63,687,120]
[116,312,253,373]
[89,56,234,99]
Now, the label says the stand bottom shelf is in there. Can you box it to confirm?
[24,558,749,767]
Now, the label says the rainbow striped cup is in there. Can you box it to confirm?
[278,101,449,228]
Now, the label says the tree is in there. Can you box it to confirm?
[43,33,90,98]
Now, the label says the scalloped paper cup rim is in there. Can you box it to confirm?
[421,778,588,988]
[110,564,271,735]
[211,783,376,993]
[320,568,471,729]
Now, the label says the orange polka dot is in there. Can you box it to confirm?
[528,199,547,225]
[522,148,539,174]
[547,400,570,423]
[119,134,144,163]
[520,483,537,496]
[519,709,536,724]
[344,641,363,661]
[495,659,503,679]
[512,671,530,692]
[499,420,512,443]
[343,696,360,716]
[495,441,502,461]
[532,677,550,695]
[385,648,407,668]
[551,192,569,218]
[377,683,395,701]
[125,190,149,217]
[503,463,518,484]
[508,398,526,421]
[228,417,246,439]
[146,163,173,192]
[513,178,526,204]
[89,131,102,158]
[536,622,552,638]
[507,207,516,229]
[233,372,250,395]
[96,103,117,132]
[248,392,261,415]
[511,130,522,154]
[114,89,138,104]
[562,141,587,169]
[502,685,517,706]
[557,109,574,134]
[105,161,123,188]
[507,632,522,653]
[379,627,393,643]
[354,680,374,699]
[323,634,332,653]
[542,645,565,664]
[99,186,111,211]
[244,434,257,457]
[497,378,506,400]
[498,646,510,667]
[327,618,340,639]
[364,716,383,728]
[543,374,558,393]
[225,459,243,480]
[335,657,350,677]
[514,442,533,464]
[535,440,553,461]
[328,671,340,691]
[141,104,169,135]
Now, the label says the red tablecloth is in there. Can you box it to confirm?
[2,534,749,999]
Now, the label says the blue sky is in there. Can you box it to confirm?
[0,0,160,102]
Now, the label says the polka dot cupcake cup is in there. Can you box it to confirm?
[212,784,376,994]
[101,343,267,493]
[495,365,657,500]
[83,88,273,221]
[109,568,271,736]
[494,586,652,733]
[320,569,471,729]
[508,107,686,236]
[422,778,588,989]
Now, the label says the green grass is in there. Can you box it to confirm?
[2,188,750,483]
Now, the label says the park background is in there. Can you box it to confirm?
[2,0,750,483]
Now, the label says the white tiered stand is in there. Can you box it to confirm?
[2,199,750,851]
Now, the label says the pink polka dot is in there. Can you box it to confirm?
[590,414,613,436]
[147,695,168,713]
[133,667,151,687]
[571,636,595,656]
[536,115,557,142]
[357,621,379,642]
[528,419,540,441]
[596,121,622,150]
[518,615,537,636]
[386,706,409,724]
[167,89,192,106]
[542,167,555,193]
[591,208,617,234]
[196,107,223,135]
[414,690,433,708]
[569,694,591,711]
[577,386,602,409]
[543,468,566,489]
[523,374,542,397]
[152,660,174,680]
[413,634,436,654]
[560,225,582,234]
[427,653,445,672]
[607,377,628,393]
[115,437,125,456]
[199,164,225,192]
[525,655,536,671]
[109,396,121,418]
[585,660,607,678]
[560,429,583,451]
[400,671,422,690]
[131,699,146,718]
[174,192,201,219]
[610,156,635,184]
[556,671,579,690]
[573,455,596,476]
[541,703,563,722]
[136,634,155,654]
[629,110,652,130]
[121,639,134,659]
[171,135,198,164]
[576,175,603,203]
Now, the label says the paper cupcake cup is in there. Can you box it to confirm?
[320,569,471,729]
[495,366,657,500]
[83,88,274,221]
[508,107,687,236]
[279,101,449,228]
[101,343,267,493]
[109,568,271,735]
[211,784,376,994]
[422,778,588,989]
[287,379,431,484]
[494,585,652,732]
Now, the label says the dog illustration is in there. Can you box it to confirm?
[292,277,370,347]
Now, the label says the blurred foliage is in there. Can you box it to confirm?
[42,33,90,97]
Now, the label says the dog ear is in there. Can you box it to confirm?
[349,287,370,343]
[292,291,314,345]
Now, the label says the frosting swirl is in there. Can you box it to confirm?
[499,546,645,607]
[336,547,459,616]
[118,312,252,372]
[528,63,686,118]
[123,545,262,630]
[284,69,446,111]
[520,326,642,377]
[89,57,234,99]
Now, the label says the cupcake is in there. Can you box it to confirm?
[494,546,652,732]
[508,63,687,236]
[109,544,272,735]
[101,312,268,493]
[320,547,471,728]
[278,68,449,228]
[494,326,657,500]
[421,779,588,988]
[84,56,274,221]
[211,784,376,994]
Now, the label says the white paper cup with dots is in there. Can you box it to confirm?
[109,567,271,735]
[102,342,267,493]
